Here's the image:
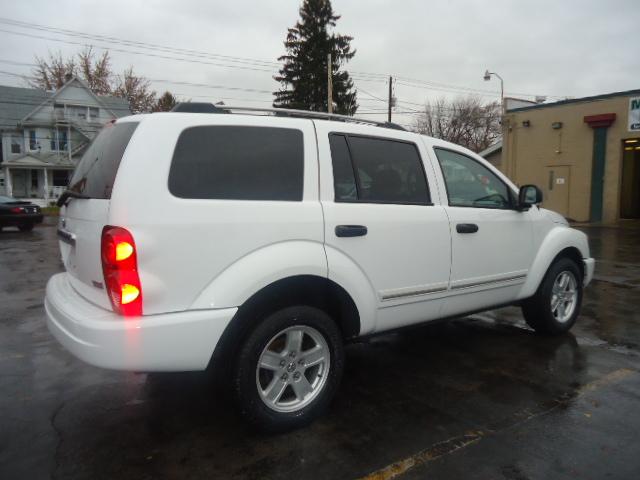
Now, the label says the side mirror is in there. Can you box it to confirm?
[518,184,543,210]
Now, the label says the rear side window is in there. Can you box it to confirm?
[329,133,430,205]
[68,122,138,199]
[169,126,304,201]
[329,135,357,201]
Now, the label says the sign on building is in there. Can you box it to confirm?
[630,97,640,132]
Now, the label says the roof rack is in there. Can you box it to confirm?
[170,102,407,131]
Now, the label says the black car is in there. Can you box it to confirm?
[0,195,44,231]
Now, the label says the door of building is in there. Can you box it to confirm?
[620,145,640,218]
[544,166,570,217]
[11,169,28,197]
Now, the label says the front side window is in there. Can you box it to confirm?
[329,133,430,205]
[434,148,512,209]
[169,126,304,201]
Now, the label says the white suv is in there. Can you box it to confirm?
[45,106,595,431]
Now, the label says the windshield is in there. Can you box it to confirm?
[68,121,138,199]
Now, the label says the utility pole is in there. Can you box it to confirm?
[327,53,333,114]
[388,76,393,122]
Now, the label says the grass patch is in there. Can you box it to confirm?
[42,206,60,216]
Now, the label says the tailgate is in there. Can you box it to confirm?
[59,200,111,310]
[57,120,139,311]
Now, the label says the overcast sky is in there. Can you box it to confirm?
[0,0,637,127]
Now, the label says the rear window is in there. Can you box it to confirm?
[168,126,304,201]
[68,122,138,199]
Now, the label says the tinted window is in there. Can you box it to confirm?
[329,134,357,201]
[68,122,138,199]
[169,126,304,201]
[347,136,430,204]
[434,148,512,209]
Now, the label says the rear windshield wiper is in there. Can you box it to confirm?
[57,190,90,207]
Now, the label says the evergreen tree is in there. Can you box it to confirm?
[153,91,178,112]
[274,0,358,115]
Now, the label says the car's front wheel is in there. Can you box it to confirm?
[233,305,344,432]
[522,257,583,335]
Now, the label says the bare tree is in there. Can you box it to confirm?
[30,51,76,91]
[77,47,112,96]
[152,91,178,112]
[113,67,156,114]
[29,49,158,114]
[413,96,501,153]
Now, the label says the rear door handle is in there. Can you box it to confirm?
[456,223,479,234]
[335,225,368,237]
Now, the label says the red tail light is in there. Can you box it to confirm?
[10,207,22,213]
[101,226,142,316]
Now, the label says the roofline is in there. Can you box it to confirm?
[507,88,640,113]
[170,103,407,131]
[20,76,118,123]
[478,140,502,157]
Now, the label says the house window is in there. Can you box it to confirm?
[51,130,68,151]
[89,107,99,120]
[11,136,22,154]
[72,106,87,120]
[52,170,69,187]
[29,130,37,150]
[53,104,65,121]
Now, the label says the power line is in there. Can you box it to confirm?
[357,87,387,103]
[0,17,280,68]
[0,16,564,100]
[0,68,274,95]
[0,28,278,74]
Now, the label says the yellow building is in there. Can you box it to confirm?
[501,89,640,223]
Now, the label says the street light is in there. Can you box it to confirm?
[484,70,504,114]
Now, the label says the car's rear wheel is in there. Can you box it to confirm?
[522,257,583,335]
[233,305,344,432]
[18,223,34,232]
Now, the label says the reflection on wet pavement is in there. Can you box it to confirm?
[1,218,639,479]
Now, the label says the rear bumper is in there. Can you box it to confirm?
[45,273,237,372]
[583,258,595,287]
[0,213,43,225]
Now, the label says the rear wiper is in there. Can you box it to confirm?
[57,190,89,207]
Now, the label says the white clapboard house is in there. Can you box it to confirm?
[0,77,131,205]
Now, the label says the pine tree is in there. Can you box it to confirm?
[153,91,178,112]
[274,0,358,115]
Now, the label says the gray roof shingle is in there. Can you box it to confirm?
[0,85,50,130]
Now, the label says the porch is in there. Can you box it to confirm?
[3,166,72,207]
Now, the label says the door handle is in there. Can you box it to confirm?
[335,225,368,237]
[456,223,479,234]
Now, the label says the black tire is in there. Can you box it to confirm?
[522,257,583,335]
[233,305,344,432]
[18,223,34,232]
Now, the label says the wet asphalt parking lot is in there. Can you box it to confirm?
[2,216,640,479]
